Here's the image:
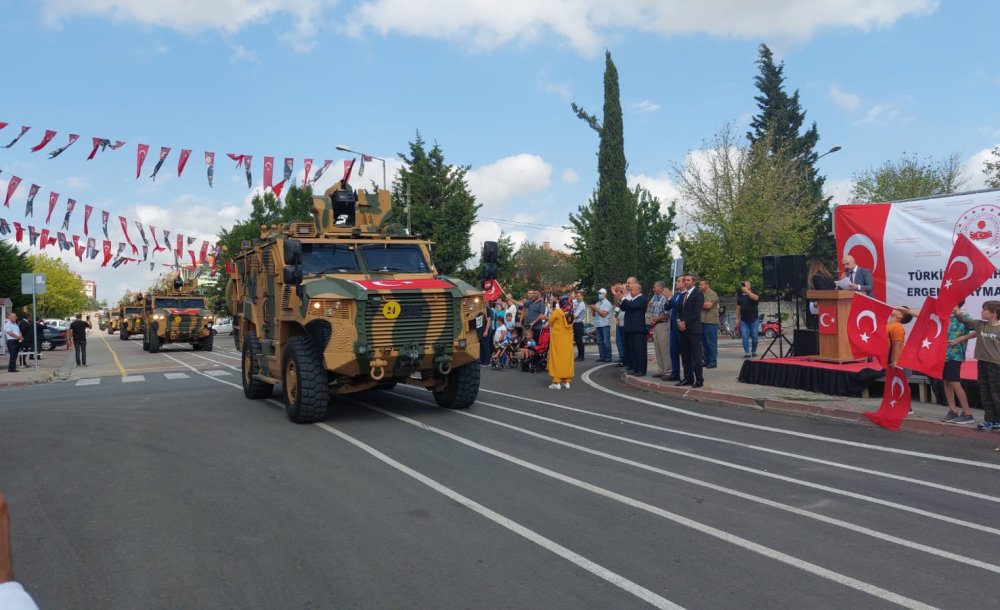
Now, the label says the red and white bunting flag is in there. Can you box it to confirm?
[205,151,215,187]
[273,180,286,198]
[177,149,192,176]
[199,241,210,264]
[846,294,895,368]
[87,137,105,160]
[898,296,948,378]
[48,134,79,158]
[73,235,84,261]
[362,154,373,162]
[110,140,126,150]
[227,153,245,168]
[13,222,24,242]
[119,215,138,254]
[30,129,57,152]
[176,234,184,257]
[39,228,50,250]
[3,176,21,207]
[935,234,996,319]
[483,279,503,302]
[263,156,275,190]
[149,146,170,181]
[303,158,313,183]
[864,366,911,430]
[312,159,331,183]
[341,159,356,183]
[136,143,150,179]
[84,205,93,235]
[0,122,6,130]
[45,192,59,224]
[150,226,166,253]
[102,240,113,267]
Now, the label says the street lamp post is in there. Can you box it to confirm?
[816,145,841,162]
[335,144,387,191]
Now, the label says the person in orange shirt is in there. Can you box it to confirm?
[886,306,915,368]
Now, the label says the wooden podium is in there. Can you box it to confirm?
[806,290,863,363]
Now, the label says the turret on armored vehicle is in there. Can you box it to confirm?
[229,182,485,423]
[141,277,216,353]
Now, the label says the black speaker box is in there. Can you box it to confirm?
[793,329,818,356]
[761,254,807,291]
[762,255,779,290]
[482,241,499,264]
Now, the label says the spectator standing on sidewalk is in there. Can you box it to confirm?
[663,277,685,381]
[955,301,1000,430]
[700,279,720,369]
[736,281,760,358]
[649,281,671,378]
[589,288,613,362]
[547,293,575,389]
[4,314,23,373]
[616,277,649,377]
[939,300,975,424]
[70,313,92,367]
[676,274,705,388]
[572,291,586,361]
[522,289,547,335]
[613,282,630,368]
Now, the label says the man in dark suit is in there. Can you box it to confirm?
[676,274,704,387]
[841,255,873,297]
[616,276,650,377]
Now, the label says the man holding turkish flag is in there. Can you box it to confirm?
[483,279,503,303]
[935,233,996,319]
[846,294,895,367]
[897,297,948,378]
[864,365,911,431]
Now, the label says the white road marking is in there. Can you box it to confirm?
[348,399,934,609]
[75,378,100,386]
[315,421,684,610]
[203,369,231,377]
[388,390,1000,576]
[163,372,189,380]
[122,375,145,383]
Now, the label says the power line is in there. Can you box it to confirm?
[478,216,575,233]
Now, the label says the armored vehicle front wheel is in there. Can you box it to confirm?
[432,362,480,409]
[148,327,160,353]
[107,327,114,335]
[201,331,214,352]
[142,329,150,351]
[282,335,329,424]
[241,331,274,400]
[120,328,129,340]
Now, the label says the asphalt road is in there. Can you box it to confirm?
[2,331,999,609]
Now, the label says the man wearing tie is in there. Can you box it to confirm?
[676,274,705,388]
[841,255,873,297]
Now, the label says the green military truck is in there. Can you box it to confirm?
[229,181,485,423]
[142,283,216,353]
[119,299,145,340]
[106,310,121,334]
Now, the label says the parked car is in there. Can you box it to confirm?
[212,316,233,335]
[583,322,597,344]
[39,324,69,351]
[43,319,71,332]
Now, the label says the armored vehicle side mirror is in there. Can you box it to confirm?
[283,265,303,285]
[284,239,303,266]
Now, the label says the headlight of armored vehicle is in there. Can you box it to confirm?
[462,296,481,313]
[310,299,346,317]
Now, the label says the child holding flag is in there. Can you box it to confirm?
[955,301,1000,431]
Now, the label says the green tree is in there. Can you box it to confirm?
[675,124,813,294]
[850,152,968,202]
[985,146,1000,189]
[747,43,834,263]
[634,187,678,291]
[387,133,479,275]
[217,185,314,270]
[26,254,87,317]
[570,50,638,292]
[512,241,577,291]
[0,240,32,308]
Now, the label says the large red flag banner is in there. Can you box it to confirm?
[846,294,896,368]
[864,366,911,431]
[934,233,996,320]
[483,280,503,302]
[898,296,948,378]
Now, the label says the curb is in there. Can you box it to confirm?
[0,351,75,390]
[623,373,991,442]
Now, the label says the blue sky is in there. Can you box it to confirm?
[1,0,998,303]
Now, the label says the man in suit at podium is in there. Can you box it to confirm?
[676,274,705,388]
[841,255,873,297]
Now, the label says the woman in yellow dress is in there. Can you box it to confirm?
[547,293,575,389]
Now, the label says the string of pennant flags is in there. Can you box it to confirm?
[0,169,221,273]
[0,120,374,191]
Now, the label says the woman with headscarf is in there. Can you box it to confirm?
[546,292,575,389]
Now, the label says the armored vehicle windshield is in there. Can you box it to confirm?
[154,297,206,308]
[360,244,431,273]
[300,243,360,274]
[124,307,142,315]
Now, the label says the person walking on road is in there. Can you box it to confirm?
[4,314,23,373]
[547,294,575,389]
[70,313,92,367]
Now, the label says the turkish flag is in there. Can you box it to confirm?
[835,203,892,300]
[3,175,21,208]
[136,143,150,179]
[303,158,313,183]
[177,149,192,176]
[483,280,503,302]
[864,366,911,431]
[39,228,50,250]
[818,304,837,336]
[898,296,948,378]
[263,156,274,189]
[45,192,59,224]
[342,159,355,183]
[934,234,996,320]
[30,129,57,152]
[847,294,895,367]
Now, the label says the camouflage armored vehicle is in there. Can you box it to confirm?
[142,280,216,353]
[229,182,485,423]
[107,310,121,334]
[119,295,145,340]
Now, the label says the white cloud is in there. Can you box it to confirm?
[346,0,937,55]
[466,154,552,214]
[824,177,855,204]
[964,146,999,191]
[632,100,660,113]
[229,43,257,63]
[39,0,331,52]
[560,168,579,183]
[828,84,861,110]
[628,172,680,211]
[856,96,916,125]
[541,81,572,100]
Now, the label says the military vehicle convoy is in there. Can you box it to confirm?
[142,279,215,353]
[107,310,121,334]
[229,182,485,423]
[119,297,145,340]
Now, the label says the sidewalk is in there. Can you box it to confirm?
[0,343,75,390]
[619,335,993,442]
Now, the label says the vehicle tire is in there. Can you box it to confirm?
[107,327,114,335]
[148,328,160,354]
[142,329,150,351]
[232,329,240,351]
[120,328,129,340]
[281,335,328,423]
[40,339,53,351]
[764,329,776,339]
[432,362,480,409]
[241,331,274,400]
[201,332,214,352]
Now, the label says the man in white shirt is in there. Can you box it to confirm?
[4,314,23,373]
[572,291,587,361]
